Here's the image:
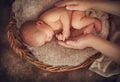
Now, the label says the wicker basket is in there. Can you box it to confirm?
[6,13,103,72]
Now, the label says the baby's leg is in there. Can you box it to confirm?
[70,24,94,38]
[83,23,94,34]
[72,11,101,32]
[94,19,102,32]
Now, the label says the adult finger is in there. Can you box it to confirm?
[66,40,83,49]
[57,40,72,48]
[66,5,80,10]
[55,0,78,7]
[66,41,77,46]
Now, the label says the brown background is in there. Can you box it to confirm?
[0,0,120,82]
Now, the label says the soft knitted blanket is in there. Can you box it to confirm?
[12,0,109,66]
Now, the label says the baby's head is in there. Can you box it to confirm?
[20,20,54,47]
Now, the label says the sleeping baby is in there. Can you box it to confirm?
[20,7,102,47]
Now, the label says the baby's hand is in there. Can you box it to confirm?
[56,31,70,41]
[56,33,64,41]
[57,34,95,49]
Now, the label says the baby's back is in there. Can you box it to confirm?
[40,7,72,31]
[40,7,70,21]
[40,7,85,31]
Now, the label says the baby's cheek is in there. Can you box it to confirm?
[35,38,45,47]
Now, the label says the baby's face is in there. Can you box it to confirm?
[35,22,54,46]
[36,31,53,46]
[20,20,54,47]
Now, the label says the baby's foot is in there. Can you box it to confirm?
[94,19,102,33]
[83,24,94,35]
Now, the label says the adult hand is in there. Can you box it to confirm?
[57,34,94,49]
[55,0,92,11]
[56,23,102,49]
[56,0,120,16]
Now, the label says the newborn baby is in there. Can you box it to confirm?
[20,7,101,47]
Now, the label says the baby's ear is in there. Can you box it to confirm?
[36,20,44,25]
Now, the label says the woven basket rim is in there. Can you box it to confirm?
[6,16,101,72]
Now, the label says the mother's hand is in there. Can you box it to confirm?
[55,0,92,11]
[57,23,101,49]
[57,34,95,49]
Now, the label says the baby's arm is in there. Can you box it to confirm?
[56,10,70,41]
[72,11,101,33]
[40,7,70,41]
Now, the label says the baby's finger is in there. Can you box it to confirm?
[56,34,60,40]
[56,34,63,40]
[55,34,59,39]
[62,36,65,41]
[59,34,63,40]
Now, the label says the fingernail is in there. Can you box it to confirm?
[66,6,70,9]
[66,41,70,44]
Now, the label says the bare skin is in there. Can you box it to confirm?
[40,7,101,41]
[20,7,101,47]
[56,0,120,63]
[57,33,120,63]
[55,0,120,16]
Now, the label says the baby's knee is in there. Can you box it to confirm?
[72,20,82,29]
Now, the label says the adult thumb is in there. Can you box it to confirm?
[66,41,76,45]
[66,6,78,10]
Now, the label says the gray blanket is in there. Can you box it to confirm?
[12,0,109,66]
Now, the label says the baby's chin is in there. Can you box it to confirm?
[46,37,53,42]
[28,36,53,47]
[27,41,45,47]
